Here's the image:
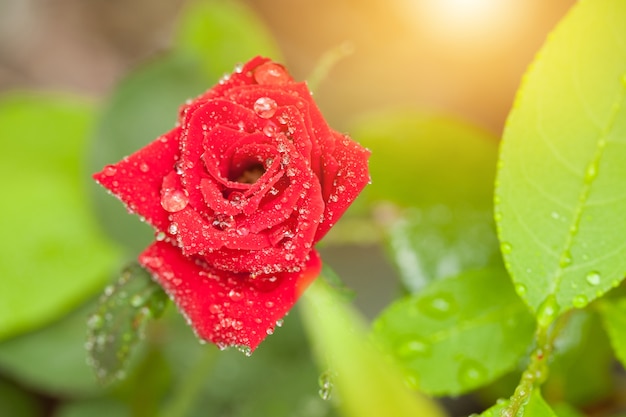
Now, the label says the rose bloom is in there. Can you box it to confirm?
[94,57,370,352]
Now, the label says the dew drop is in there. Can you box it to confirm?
[417,292,458,320]
[263,122,277,137]
[103,165,117,176]
[155,231,166,241]
[458,359,487,387]
[550,211,560,220]
[253,97,278,119]
[536,295,560,327]
[572,294,588,309]
[139,162,149,173]
[275,319,284,327]
[318,370,336,401]
[265,301,274,308]
[559,251,572,268]
[266,327,274,335]
[500,242,513,255]
[396,338,431,359]
[254,62,291,85]
[585,163,598,181]
[228,289,244,302]
[130,294,146,308]
[87,314,104,330]
[168,223,179,235]
[514,283,527,297]
[161,189,189,212]
[586,271,601,286]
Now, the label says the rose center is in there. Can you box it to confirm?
[234,163,266,184]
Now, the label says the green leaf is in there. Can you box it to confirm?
[544,310,613,407]
[551,403,586,417]
[300,278,445,417]
[89,54,210,254]
[348,111,500,290]
[175,0,282,78]
[373,267,535,396]
[351,111,498,209]
[53,399,131,417]
[0,302,101,396]
[86,263,168,384]
[598,297,626,369]
[386,205,501,292]
[480,390,557,417]
[0,94,120,340]
[495,0,626,319]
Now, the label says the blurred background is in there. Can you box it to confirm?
[0,1,589,417]
[0,0,575,132]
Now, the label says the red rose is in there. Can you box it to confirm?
[94,56,370,351]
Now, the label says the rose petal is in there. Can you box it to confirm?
[314,132,371,241]
[93,128,180,233]
[139,241,321,351]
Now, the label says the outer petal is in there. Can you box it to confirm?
[314,132,371,242]
[93,129,180,233]
[139,241,321,352]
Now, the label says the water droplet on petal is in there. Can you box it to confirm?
[586,271,601,286]
[254,97,278,119]
[228,289,244,302]
[253,62,291,85]
[161,189,189,212]
[168,222,179,235]
[103,165,117,176]
[155,231,166,241]
[139,162,149,173]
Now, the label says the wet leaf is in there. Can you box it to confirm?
[0,94,120,340]
[86,263,168,384]
[495,0,626,319]
[479,390,557,417]
[0,303,101,396]
[300,277,446,417]
[373,267,535,395]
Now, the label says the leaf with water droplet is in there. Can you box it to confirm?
[301,278,445,417]
[495,0,626,318]
[478,389,557,417]
[86,263,168,385]
[346,112,500,292]
[372,267,535,395]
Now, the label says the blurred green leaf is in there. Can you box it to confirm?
[0,94,120,340]
[386,205,501,293]
[373,267,535,396]
[0,377,42,417]
[86,263,168,385]
[348,111,499,291]
[175,0,282,78]
[89,54,209,254]
[351,111,498,209]
[156,306,340,417]
[551,403,586,417]
[0,301,101,396]
[479,390,557,417]
[53,398,130,417]
[598,297,626,370]
[544,309,613,407]
[495,0,626,319]
[300,278,445,417]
